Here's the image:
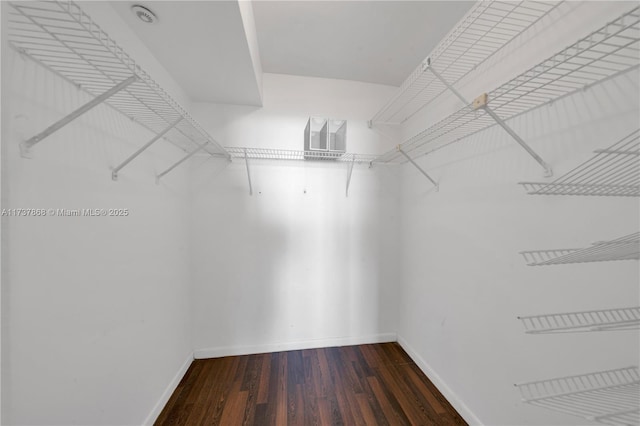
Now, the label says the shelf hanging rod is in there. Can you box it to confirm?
[111,117,183,181]
[397,146,438,190]
[424,58,468,105]
[473,93,553,177]
[244,148,253,196]
[345,156,355,197]
[156,143,206,183]
[20,74,137,157]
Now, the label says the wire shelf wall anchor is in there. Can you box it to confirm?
[520,129,640,196]
[520,232,640,266]
[516,366,640,426]
[374,7,640,167]
[370,1,560,125]
[8,0,230,180]
[518,307,640,333]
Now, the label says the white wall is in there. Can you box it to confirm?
[1,3,195,424]
[3,1,639,425]
[396,2,640,425]
[189,74,402,357]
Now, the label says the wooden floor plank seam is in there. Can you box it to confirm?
[155,343,467,426]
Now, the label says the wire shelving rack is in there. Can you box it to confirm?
[516,367,640,426]
[370,1,560,126]
[224,147,379,197]
[225,147,377,163]
[520,232,640,266]
[520,129,640,197]
[374,7,640,165]
[7,0,230,181]
[518,307,640,334]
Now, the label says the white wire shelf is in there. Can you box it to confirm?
[518,307,640,334]
[516,366,640,426]
[225,147,378,164]
[7,1,229,173]
[374,6,640,165]
[520,232,640,266]
[520,129,640,197]
[370,1,560,125]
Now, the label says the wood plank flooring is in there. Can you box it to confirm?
[155,342,467,425]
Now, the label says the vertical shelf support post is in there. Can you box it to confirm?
[345,155,355,197]
[244,148,253,196]
[112,117,183,181]
[474,93,553,177]
[156,143,207,183]
[20,75,138,158]
[397,146,439,190]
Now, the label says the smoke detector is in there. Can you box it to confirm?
[131,5,158,24]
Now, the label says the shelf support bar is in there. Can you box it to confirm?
[112,117,183,181]
[425,59,468,104]
[594,148,640,156]
[345,156,355,197]
[474,93,553,177]
[244,148,253,196]
[156,143,207,183]
[397,146,438,190]
[20,75,138,158]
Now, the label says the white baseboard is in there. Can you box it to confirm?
[397,334,483,426]
[144,335,480,426]
[194,333,397,359]
[143,352,194,426]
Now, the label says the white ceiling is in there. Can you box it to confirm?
[112,1,474,105]
[253,1,474,86]
[111,1,263,106]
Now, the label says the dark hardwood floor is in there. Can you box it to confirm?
[155,342,467,425]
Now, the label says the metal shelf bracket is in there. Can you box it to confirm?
[112,117,183,181]
[244,148,253,196]
[156,144,206,184]
[397,146,438,190]
[345,156,355,197]
[473,93,553,177]
[424,58,468,105]
[20,75,137,158]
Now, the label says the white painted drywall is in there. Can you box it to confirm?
[396,2,640,425]
[189,73,402,357]
[1,3,195,424]
[238,0,264,104]
[0,3,6,422]
[3,2,639,425]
